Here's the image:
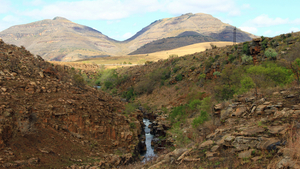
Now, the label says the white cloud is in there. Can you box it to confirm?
[291,18,300,25]
[248,14,289,27]
[290,27,300,32]
[122,32,134,40]
[22,0,161,20]
[30,0,44,6]
[242,4,251,9]
[0,15,24,31]
[228,10,241,17]
[2,15,22,23]
[21,0,238,20]
[0,0,10,14]
[239,26,258,34]
[162,0,238,15]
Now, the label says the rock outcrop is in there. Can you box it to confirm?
[0,39,143,168]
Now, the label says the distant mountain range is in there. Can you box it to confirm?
[0,13,257,61]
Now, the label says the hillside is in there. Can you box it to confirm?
[0,17,122,62]
[128,31,218,55]
[82,31,300,168]
[0,13,257,61]
[126,13,257,54]
[0,39,145,168]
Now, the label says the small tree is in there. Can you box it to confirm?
[213,71,221,76]
[265,48,278,60]
[242,54,253,64]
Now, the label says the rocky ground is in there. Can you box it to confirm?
[0,39,145,168]
[133,87,300,169]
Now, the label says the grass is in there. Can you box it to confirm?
[69,41,233,69]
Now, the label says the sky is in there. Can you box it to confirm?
[0,0,300,41]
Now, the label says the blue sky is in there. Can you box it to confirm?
[1,0,299,41]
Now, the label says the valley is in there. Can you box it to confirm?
[0,10,299,169]
[1,31,299,168]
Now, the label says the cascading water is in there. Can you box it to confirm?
[140,118,156,162]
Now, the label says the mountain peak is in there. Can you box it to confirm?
[53,17,71,22]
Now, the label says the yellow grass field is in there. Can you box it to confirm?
[52,41,234,69]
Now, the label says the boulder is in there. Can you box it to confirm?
[238,149,254,159]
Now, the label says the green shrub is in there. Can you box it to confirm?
[95,79,101,86]
[162,68,171,80]
[197,97,211,113]
[213,71,221,76]
[264,48,278,59]
[238,76,255,94]
[215,85,235,101]
[130,122,136,129]
[122,87,135,100]
[261,38,268,51]
[111,88,117,95]
[170,126,191,147]
[242,54,253,64]
[170,105,187,121]
[188,99,201,110]
[242,42,250,55]
[198,73,206,80]
[124,103,137,114]
[175,74,183,81]
[192,110,209,128]
[104,81,113,89]
[228,54,235,63]
[173,66,180,73]
[190,66,196,71]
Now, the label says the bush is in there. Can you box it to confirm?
[122,87,135,100]
[213,71,221,76]
[242,42,250,55]
[242,54,253,64]
[130,122,136,129]
[238,76,255,94]
[124,103,137,114]
[228,54,235,63]
[264,48,278,59]
[95,79,101,86]
[261,38,268,51]
[198,73,206,80]
[170,105,187,121]
[188,99,201,110]
[175,74,183,81]
[104,81,113,89]
[192,110,209,128]
[173,66,180,73]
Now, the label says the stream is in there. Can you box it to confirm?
[140,118,156,162]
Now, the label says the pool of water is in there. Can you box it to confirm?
[140,118,156,162]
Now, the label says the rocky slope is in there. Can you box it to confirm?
[0,13,257,61]
[0,39,144,168]
[107,31,300,168]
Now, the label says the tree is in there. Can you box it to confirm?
[242,54,253,65]
[264,48,278,60]
[286,43,300,84]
